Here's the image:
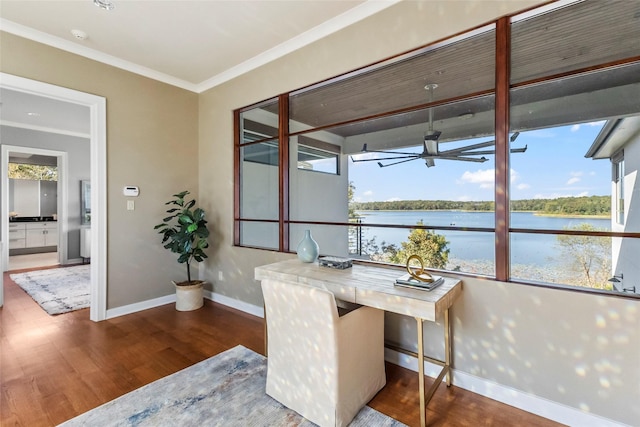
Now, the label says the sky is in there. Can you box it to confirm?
[349,122,610,203]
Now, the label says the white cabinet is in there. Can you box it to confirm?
[8,223,26,249]
[25,222,58,248]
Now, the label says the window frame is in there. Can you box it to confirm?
[234,1,640,299]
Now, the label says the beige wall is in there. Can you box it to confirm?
[0,32,199,308]
[2,0,638,424]
[199,1,639,425]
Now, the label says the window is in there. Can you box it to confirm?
[235,0,640,297]
[236,99,280,249]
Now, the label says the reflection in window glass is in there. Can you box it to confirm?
[240,221,279,250]
[289,223,349,259]
[240,142,278,220]
[289,136,348,224]
[239,100,279,143]
[297,135,340,174]
[242,141,278,167]
[298,145,338,174]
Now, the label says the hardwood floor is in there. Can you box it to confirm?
[1,271,563,427]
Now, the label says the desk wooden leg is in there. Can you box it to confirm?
[416,317,426,427]
[445,308,451,386]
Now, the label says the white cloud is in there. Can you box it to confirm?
[460,168,525,190]
[567,177,580,185]
[567,171,583,185]
[570,121,606,132]
[363,190,373,197]
[516,183,530,190]
[386,197,402,202]
[460,168,494,189]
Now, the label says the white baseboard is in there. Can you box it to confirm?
[107,293,626,427]
[204,289,264,318]
[106,294,175,319]
[383,348,628,427]
[106,291,264,320]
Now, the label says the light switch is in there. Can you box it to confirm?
[127,200,135,211]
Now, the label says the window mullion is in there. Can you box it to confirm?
[278,94,290,252]
[495,16,510,281]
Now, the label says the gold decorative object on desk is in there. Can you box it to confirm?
[406,254,434,282]
[395,254,444,290]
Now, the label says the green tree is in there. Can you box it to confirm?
[348,181,357,219]
[360,236,398,262]
[389,221,450,269]
[8,163,57,181]
[556,223,611,289]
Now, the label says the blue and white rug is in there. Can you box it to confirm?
[10,265,90,315]
[58,345,406,427]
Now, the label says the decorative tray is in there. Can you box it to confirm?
[318,256,353,269]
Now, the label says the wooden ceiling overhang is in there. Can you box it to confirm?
[248,0,640,154]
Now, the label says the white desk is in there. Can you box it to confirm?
[255,259,463,427]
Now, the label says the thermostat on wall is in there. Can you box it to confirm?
[123,186,139,197]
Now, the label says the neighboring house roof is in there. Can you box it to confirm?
[585,116,640,160]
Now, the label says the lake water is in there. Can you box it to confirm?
[354,210,611,268]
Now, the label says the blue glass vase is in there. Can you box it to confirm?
[297,229,319,263]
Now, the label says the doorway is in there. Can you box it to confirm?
[0,73,107,321]
[3,146,67,270]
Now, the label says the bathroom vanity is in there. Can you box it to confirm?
[9,217,58,254]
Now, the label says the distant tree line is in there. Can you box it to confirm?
[351,195,610,216]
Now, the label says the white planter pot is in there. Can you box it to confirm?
[173,280,204,311]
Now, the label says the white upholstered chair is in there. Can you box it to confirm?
[261,278,386,427]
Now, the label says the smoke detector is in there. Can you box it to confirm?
[71,29,88,41]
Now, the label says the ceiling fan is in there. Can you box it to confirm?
[350,84,527,168]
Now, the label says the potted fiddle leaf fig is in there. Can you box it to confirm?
[154,190,210,311]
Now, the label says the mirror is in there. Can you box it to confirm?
[81,180,91,225]
[8,178,58,219]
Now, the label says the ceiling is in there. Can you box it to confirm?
[0,0,398,136]
[0,0,399,93]
[2,0,639,145]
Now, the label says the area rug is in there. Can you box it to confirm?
[10,265,90,315]
[58,345,406,427]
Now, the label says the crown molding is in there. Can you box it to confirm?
[2,1,400,94]
[0,19,199,92]
[1,121,90,139]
